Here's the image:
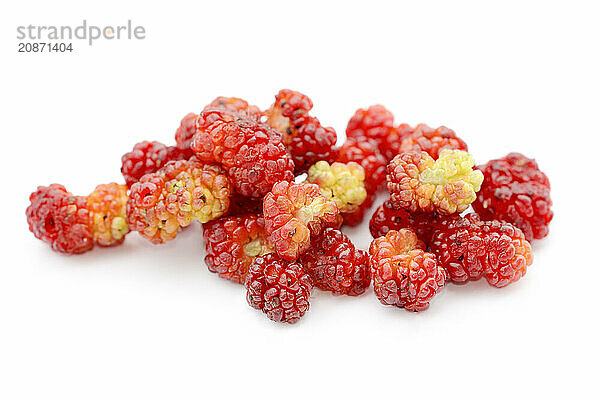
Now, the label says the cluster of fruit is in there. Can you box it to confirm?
[26,90,553,323]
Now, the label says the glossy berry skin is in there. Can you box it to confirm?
[336,138,387,194]
[26,183,130,254]
[473,153,552,241]
[341,192,375,227]
[369,229,446,312]
[263,181,339,261]
[380,124,415,162]
[289,116,338,174]
[26,185,93,255]
[245,253,313,324]
[481,219,533,287]
[121,141,192,188]
[87,183,129,247]
[175,110,232,153]
[387,150,484,215]
[175,112,201,152]
[265,89,313,144]
[175,100,260,153]
[300,228,370,296]
[127,158,232,244]
[203,96,261,119]
[429,213,487,283]
[399,124,468,160]
[203,214,274,284]
[225,193,263,217]
[265,89,337,174]
[346,104,394,143]
[191,118,295,198]
[369,200,452,244]
[429,213,533,287]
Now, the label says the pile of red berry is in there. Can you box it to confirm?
[26,90,553,323]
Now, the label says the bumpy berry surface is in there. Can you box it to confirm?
[336,138,387,194]
[369,200,451,244]
[399,124,468,160]
[245,253,313,323]
[429,213,533,287]
[307,161,367,214]
[175,101,259,153]
[203,96,261,119]
[288,116,338,174]
[341,192,375,226]
[127,158,231,243]
[191,118,294,198]
[225,193,263,217]
[121,141,192,188]
[480,218,533,287]
[175,112,201,152]
[87,183,129,247]
[387,149,484,215]
[265,89,313,144]
[369,229,446,311]
[473,153,552,241]
[346,104,394,143]
[300,228,370,296]
[203,214,273,284]
[26,185,93,255]
[265,90,337,173]
[176,110,234,152]
[263,181,339,261]
[380,123,415,162]
[429,213,487,283]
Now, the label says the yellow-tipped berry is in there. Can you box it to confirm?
[127,158,232,244]
[307,161,367,213]
[386,150,483,215]
[87,183,130,247]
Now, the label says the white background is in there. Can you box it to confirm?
[1,1,598,398]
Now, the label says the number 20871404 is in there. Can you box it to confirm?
[18,43,73,53]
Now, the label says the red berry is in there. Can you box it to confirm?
[174,112,201,152]
[175,98,260,153]
[203,96,261,119]
[369,229,446,312]
[336,138,387,194]
[27,183,131,254]
[369,200,451,244]
[341,193,375,227]
[429,213,533,287]
[300,228,370,296]
[26,185,93,255]
[175,110,231,153]
[121,141,192,188]
[203,214,274,284]
[288,116,338,173]
[225,193,263,217]
[472,153,552,241]
[245,253,313,323]
[346,104,394,143]
[265,89,313,143]
[481,219,533,288]
[265,89,337,173]
[263,181,339,260]
[399,124,468,160]
[429,213,487,283]
[191,118,295,198]
[380,123,415,161]
[127,158,232,244]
